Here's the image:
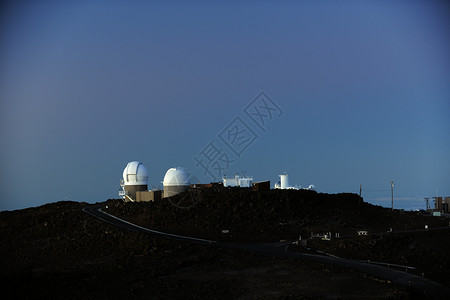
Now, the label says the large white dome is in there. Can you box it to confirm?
[163,167,191,187]
[122,161,148,186]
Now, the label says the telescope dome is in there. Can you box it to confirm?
[163,167,191,187]
[122,161,148,186]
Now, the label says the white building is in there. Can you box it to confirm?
[223,174,253,188]
[119,161,149,201]
[274,173,315,190]
[163,167,191,197]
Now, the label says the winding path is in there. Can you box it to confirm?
[83,203,450,299]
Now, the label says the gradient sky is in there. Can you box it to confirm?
[1,0,449,211]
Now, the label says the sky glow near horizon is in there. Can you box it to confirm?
[0,0,449,211]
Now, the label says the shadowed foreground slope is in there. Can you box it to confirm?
[1,190,448,299]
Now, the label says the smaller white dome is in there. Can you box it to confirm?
[163,167,191,187]
[123,161,148,186]
[274,182,281,189]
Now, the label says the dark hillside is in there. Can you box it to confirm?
[106,188,450,288]
[107,189,448,242]
[0,195,428,299]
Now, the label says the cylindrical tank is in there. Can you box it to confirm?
[122,161,148,200]
[279,174,289,189]
[163,167,191,197]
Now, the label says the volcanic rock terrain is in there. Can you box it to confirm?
[1,189,449,299]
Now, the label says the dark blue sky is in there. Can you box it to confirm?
[1,0,449,211]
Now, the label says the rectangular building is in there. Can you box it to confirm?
[252,181,271,191]
[136,190,163,202]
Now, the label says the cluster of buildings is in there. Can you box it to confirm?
[119,161,191,202]
[429,197,450,215]
[119,161,315,202]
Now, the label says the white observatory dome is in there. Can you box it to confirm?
[122,161,148,186]
[163,167,191,187]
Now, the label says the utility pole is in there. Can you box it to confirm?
[424,198,430,210]
[390,181,394,211]
[358,184,362,212]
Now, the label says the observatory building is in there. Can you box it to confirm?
[119,163,193,201]
[222,174,253,188]
[431,196,450,214]
[274,173,315,190]
[274,174,297,190]
[163,167,191,197]
[119,161,148,202]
